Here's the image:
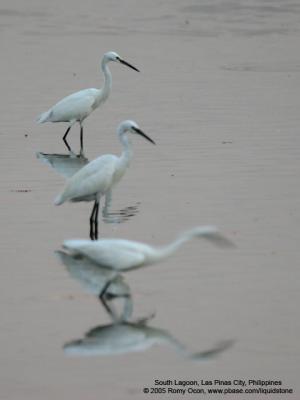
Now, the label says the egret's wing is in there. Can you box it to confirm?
[49,89,98,122]
[59,155,117,202]
[85,247,146,271]
[63,240,146,270]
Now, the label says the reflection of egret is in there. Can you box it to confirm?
[36,51,139,153]
[63,225,234,272]
[64,319,234,359]
[102,192,140,224]
[55,250,129,297]
[36,152,89,178]
[54,120,155,240]
[55,250,133,321]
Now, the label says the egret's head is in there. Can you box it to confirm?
[118,120,155,144]
[104,51,120,62]
[103,51,140,72]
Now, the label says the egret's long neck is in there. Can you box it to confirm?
[100,58,112,102]
[154,230,196,261]
[118,133,133,171]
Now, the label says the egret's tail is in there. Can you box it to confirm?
[36,109,52,123]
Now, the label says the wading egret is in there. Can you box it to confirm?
[36,51,139,153]
[62,225,234,272]
[54,120,155,240]
[36,152,140,224]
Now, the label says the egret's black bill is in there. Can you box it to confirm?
[119,58,140,72]
[132,127,156,145]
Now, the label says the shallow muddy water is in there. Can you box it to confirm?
[0,0,299,399]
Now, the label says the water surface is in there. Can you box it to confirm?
[0,0,299,398]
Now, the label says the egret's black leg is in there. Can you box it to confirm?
[99,279,114,299]
[99,295,116,320]
[104,292,130,301]
[99,292,126,323]
[101,293,133,323]
[89,220,94,241]
[98,280,118,322]
[89,201,98,240]
[94,201,99,240]
[63,126,72,152]
[80,124,84,154]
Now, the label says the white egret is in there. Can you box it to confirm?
[36,152,140,224]
[62,225,234,272]
[54,120,155,240]
[36,51,139,153]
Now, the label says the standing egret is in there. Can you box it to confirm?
[36,51,139,153]
[62,225,234,272]
[54,120,155,240]
[36,152,140,224]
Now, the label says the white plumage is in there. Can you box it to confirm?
[54,154,117,205]
[37,88,100,124]
[37,51,139,152]
[63,225,234,271]
[55,120,155,239]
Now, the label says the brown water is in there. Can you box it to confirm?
[1,0,300,398]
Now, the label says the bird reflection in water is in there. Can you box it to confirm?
[37,151,140,232]
[56,250,133,322]
[36,151,89,178]
[57,225,235,360]
[64,317,234,360]
[102,190,140,224]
